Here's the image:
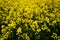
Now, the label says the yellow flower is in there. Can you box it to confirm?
[30,25,35,31]
[1,25,5,28]
[8,21,16,28]
[23,33,30,40]
[1,38,4,40]
[17,27,22,34]
[37,28,41,32]
[47,29,51,32]
[1,29,6,33]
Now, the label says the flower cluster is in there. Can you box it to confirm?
[0,0,60,40]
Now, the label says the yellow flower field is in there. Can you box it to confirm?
[0,0,60,40]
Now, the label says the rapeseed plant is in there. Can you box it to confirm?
[0,0,60,40]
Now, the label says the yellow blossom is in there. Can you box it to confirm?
[17,27,22,34]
